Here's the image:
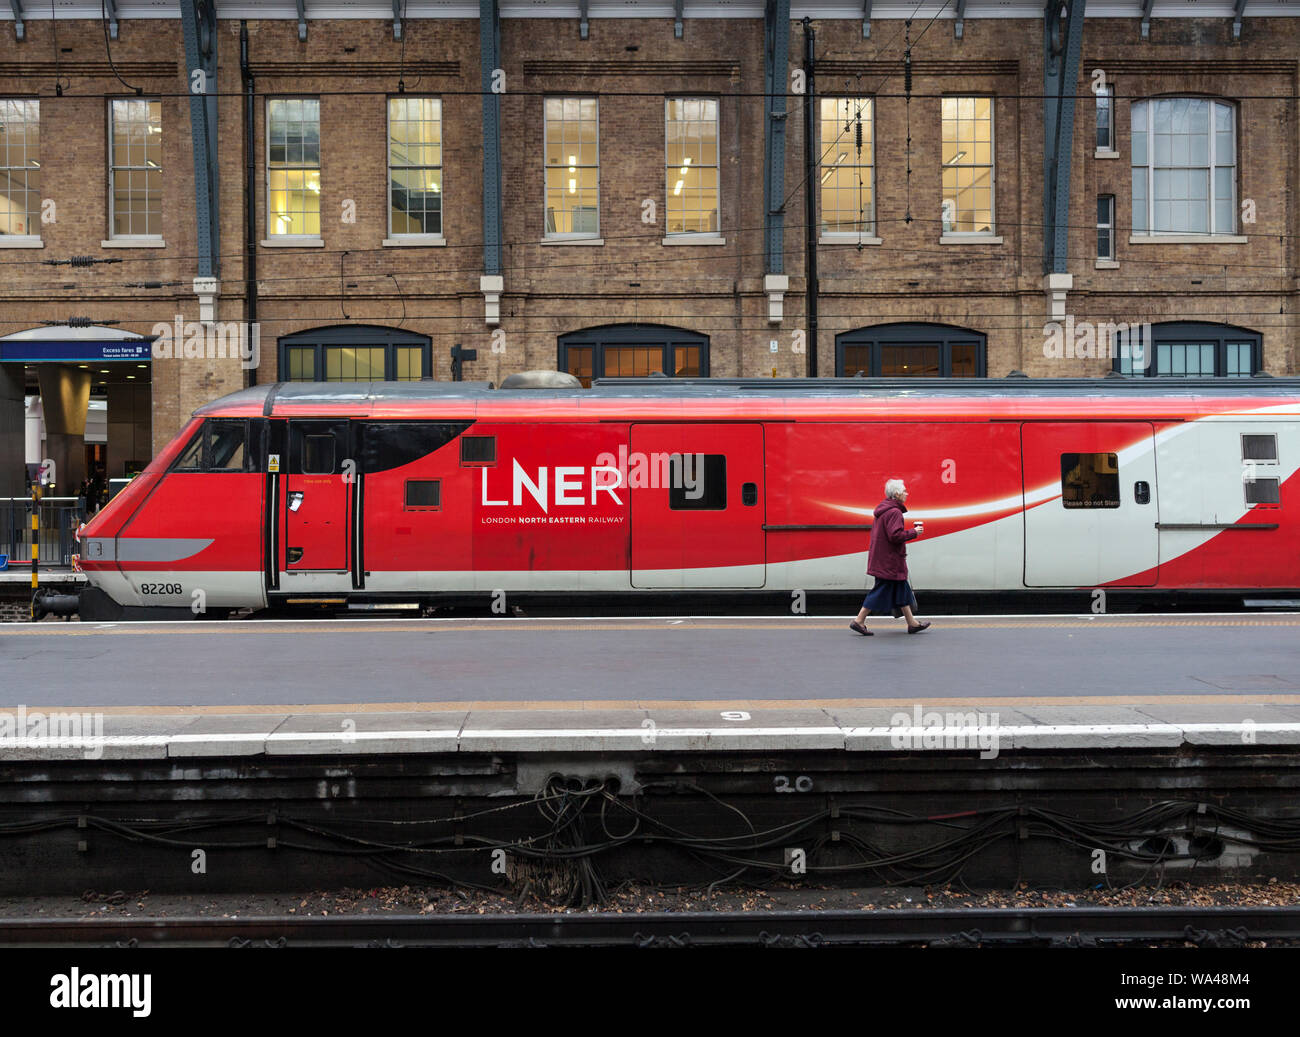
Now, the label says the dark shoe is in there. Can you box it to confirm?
[906,621,931,635]
[849,621,874,637]
[891,607,903,619]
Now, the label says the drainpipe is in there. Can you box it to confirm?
[241,21,259,385]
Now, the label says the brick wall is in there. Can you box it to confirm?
[0,14,1295,461]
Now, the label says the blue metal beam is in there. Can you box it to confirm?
[393,0,403,39]
[861,0,871,38]
[579,0,588,38]
[480,0,502,277]
[674,0,684,38]
[1140,0,1153,39]
[763,0,790,274]
[8,0,23,41]
[1042,0,1086,274]
[1232,0,1246,39]
[296,0,307,41]
[105,0,119,39]
[954,0,966,39]
[180,0,220,279]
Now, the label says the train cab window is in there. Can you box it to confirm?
[669,454,726,510]
[207,420,248,471]
[303,435,336,475]
[405,480,441,510]
[1245,478,1280,507]
[174,428,204,471]
[1242,434,1278,463]
[460,436,496,466]
[1060,453,1120,509]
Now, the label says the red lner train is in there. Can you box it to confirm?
[73,377,1300,619]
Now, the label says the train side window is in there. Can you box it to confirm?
[405,480,441,510]
[1245,478,1280,507]
[303,435,336,475]
[460,436,496,466]
[669,454,726,510]
[1242,434,1278,463]
[208,420,248,472]
[173,428,204,471]
[1060,452,1120,509]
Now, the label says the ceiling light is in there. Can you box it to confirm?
[944,150,968,166]
[673,179,684,196]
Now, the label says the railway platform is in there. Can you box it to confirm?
[2,614,1299,895]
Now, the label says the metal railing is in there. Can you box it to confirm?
[0,498,83,569]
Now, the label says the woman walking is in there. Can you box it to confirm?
[849,479,931,636]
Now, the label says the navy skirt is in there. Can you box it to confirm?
[862,577,917,613]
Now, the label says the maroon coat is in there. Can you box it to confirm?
[866,498,918,581]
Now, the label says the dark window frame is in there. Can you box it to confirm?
[459,435,497,467]
[1112,321,1262,378]
[668,454,727,511]
[558,323,710,385]
[404,479,442,511]
[168,419,262,474]
[834,322,987,377]
[277,324,432,382]
[1245,478,1281,508]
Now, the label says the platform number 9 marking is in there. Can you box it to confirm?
[774,775,813,793]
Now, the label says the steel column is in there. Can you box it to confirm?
[763,0,790,275]
[480,0,503,277]
[8,0,22,41]
[180,0,220,279]
[1042,0,1086,274]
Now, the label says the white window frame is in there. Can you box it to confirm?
[1130,97,1236,238]
[663,96,722,243]
[385,96,445,246]
[544,97,600,241]
[818,96,879,244]
[107,97,163,244]
[939,95,997,240]
[0,98,42,247]
[1095,84,1116,155]
[1097,194,1115,260]
[264,97,322,245]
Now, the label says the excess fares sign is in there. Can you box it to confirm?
[0,340,153,363]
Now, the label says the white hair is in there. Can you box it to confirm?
[885,478,907,500]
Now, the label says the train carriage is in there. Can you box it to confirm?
[73,377,1300,619]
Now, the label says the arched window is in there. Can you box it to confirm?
[1114,321,1261,378]
[558,324,710,387]
[1131,98,1236,236]
[277,325,431,382]
[834,323,986,378]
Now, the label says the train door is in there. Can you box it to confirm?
[1022,422,1159,587]
[283,420,353,575]
[629,423,765,589]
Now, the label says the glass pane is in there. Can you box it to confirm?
[842,345,870,376]
[1061,453,1120,508]
[950,343,978,377]
[566,345,593,388]
[674,346,700,377]
[603,345,663,378]
[881,344,940,377]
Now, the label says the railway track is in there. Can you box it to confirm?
[3,907,1299,947]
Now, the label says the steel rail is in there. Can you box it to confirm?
[2,907,1299,947]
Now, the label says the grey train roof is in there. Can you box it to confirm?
[194,376,1300,415]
